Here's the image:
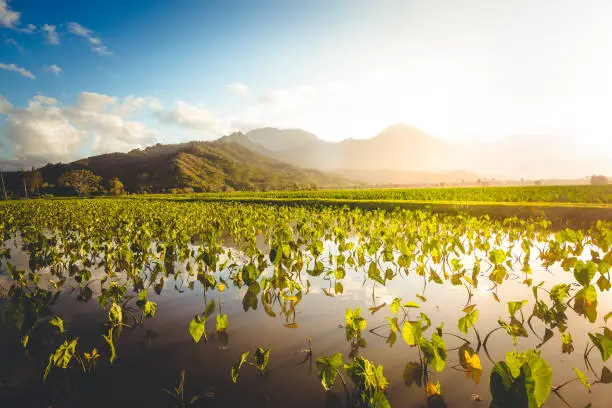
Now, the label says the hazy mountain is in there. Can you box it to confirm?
[2,138,349,195]
[244,128,320,152]
[235,125,609,181]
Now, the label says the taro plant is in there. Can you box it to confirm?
[316,353,390,407]
[489,349,552,408]
[161,369,200,407]
[230,346,272,383]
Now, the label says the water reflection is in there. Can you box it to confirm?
[1,230,611,408]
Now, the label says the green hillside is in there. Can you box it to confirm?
[1,138,349,195]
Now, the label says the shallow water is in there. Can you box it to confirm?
[1,234,611,408]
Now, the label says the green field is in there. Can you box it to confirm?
[116,184,612,229]
[1,199,612,407]
[172,184,612,204]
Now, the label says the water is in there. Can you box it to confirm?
[1,233,610,408]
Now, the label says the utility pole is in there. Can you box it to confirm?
[0,171,7,200]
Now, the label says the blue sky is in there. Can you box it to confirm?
[1,0,612,176]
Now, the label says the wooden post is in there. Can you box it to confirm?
[0,171,7,200]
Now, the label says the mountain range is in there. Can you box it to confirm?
[2,123,608,195]
[1,138,348,195]
[232,125,610,181]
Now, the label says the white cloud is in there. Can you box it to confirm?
[0,95,10,114]
[22,23,35,33]
[0,92,160,164]
[77,92,118,112]
[4,38,23,52]
[0,62,35,79]
[112,96,163,116]
[0,96,88,163]
[156,101,228,137]
[41,24,59,45]
[34,95,58,105]
[45,64,62,75]
[67,22,112,55]
[226,82,249,94]
[0,0,19,28]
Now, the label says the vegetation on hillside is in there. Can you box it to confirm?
[0,139,348,197]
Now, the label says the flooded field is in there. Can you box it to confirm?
[1,200,611,407]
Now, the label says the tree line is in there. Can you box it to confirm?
[0,169,125,199]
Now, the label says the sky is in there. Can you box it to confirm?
[1,0,612,171]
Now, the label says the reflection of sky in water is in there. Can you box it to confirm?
[1,235,611,408]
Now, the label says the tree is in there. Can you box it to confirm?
[107,178,125,196]
[59,170,102,196]
[590,175,609,185]
[23,168,44,196]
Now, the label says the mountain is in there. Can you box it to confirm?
[331,169,480,186]
[234,125,610,181]
[239,125,447,172]
[244,128,320,152]
[1,137,350,195]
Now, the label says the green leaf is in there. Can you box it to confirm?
[390,297,401,315]
[562,332,574,354]
[143,300,157,318]
[51,338,78,369]
[189,314,206,343]
[387,317,400,333]
[368,262,384,285]
[345,307,367,339]
[109,302,122,325]
[574,285,598,323]
[574,261,597,286]
[490,361,535,408]
[589,328,612,362]
[49,316,64,333]
[316,353,343,390]
[254,347,271,372]
[499,317,529,345]
[508,300,528,317]
[489,264,507,285]
[597,275,611,292]
[216,314,228,332]
[573,367,591,391]
[489,249,506,265]
[421,332,447,372]
[550,284,571,303]
[458,309,479,334]
[403,301,420,308]
[402,321,422,346]
[231,351,249,383]
[505,349,552,407]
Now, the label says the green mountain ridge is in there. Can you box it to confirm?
[1,137,349,195]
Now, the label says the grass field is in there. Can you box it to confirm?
[139,184,612,204]
[103,184,612,229]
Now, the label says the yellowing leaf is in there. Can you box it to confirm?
[216,283,225,292]
[426,381,441,396]
[465,350,482,370]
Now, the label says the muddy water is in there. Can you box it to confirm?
[1,238,611,408]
